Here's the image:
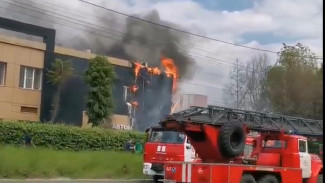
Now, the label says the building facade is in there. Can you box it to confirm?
[0,33,134,128]
[172,94,208,113]
[0,32,173,131]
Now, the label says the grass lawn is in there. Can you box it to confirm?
[0,145,147,179]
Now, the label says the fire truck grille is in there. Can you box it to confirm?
[151,163,164,173]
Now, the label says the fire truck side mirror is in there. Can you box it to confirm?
[145,128,151,142]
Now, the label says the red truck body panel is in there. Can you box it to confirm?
[165,162,303,183]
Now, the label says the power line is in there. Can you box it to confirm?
[1,0,253,70]
[0,21,231,90]
[79,0,323,60]
[35,0,244,61]
[180,81,227,90]
[6,0,321,71]
[13,0,247,66]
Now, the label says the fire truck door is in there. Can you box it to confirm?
[184,138,195,162]
[298,139,312,178]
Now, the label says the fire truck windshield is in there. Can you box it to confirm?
[149,130,186,144]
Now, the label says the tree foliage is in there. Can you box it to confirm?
[245,54,270,112]
[46,59,74,122]
[265,43,322,119]
[85,56,116,127]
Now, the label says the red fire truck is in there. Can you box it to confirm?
[143,126,258,182]
[143,126,199,182]
[158,106,323,183]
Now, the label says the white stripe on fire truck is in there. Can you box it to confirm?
[161,146,166,152]
[187,164,192,182]
[182,164,186,182]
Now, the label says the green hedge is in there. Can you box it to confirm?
[0,121,146,151]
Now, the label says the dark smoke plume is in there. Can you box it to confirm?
[0,0,195,129]
[107,10,195,80]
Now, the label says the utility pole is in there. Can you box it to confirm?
[236,59,239,109]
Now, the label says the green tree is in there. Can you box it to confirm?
[46,59,74,122]
[265,43,322,119]
[85,56,116,127]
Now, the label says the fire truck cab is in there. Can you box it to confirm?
[143,127,198,182]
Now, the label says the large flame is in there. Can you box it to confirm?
[130,85,138,93]
[148,67,161,75]
[161,56,178,92]
[131,101,139,107]
[134,62,144,77]
[132,56,179,94]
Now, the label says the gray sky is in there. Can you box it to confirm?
[0,0,322,107]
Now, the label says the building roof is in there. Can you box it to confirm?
[0,33,132,68]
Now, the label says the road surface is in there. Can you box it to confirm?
[0,175,322,183]
[0,179,153,183]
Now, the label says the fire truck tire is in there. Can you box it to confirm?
[257,174,279,183]
[218,122,246,157]
[153,175,164,183]
[240,174,256,183]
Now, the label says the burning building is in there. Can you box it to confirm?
[129,57,177,131]
[0,7,193,131]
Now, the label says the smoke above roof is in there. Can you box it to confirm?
[0,0,196,129]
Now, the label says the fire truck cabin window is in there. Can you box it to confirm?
[263,140,286,148]
[149,131,186,144]
[299,140,307,153]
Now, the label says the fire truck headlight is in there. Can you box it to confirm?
[143,164,149,169]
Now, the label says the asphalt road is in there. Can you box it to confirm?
[0,179,153,183]
[0,175,322,183]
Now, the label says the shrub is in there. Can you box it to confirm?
[0,121,145,151]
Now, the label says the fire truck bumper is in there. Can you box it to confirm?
[143,163,164,176]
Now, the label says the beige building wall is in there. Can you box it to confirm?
[0,34,132,127]
[0,36,45,121]
[172,94,208,113]
[81,111,132,130]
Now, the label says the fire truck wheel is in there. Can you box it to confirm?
[153,175,164,183]
[257,174,279,183]
[240,174,256,183]
[218,122,246,157]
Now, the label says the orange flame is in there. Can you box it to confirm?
[134,62,162,77]
[134,62,144,77]
[131,101,139,107]
[133,57,179,92]
[130,85,138,93]
[161,56,178,92]
[148,67,162,75]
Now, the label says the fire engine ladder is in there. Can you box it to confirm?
[164,105,323,137]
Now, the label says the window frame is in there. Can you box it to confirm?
[0,62,6,86]
[298,139,308,153]
[20,66,43,90]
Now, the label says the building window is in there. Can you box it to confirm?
[19,66,42,90]
[0,62,6,86]
[21,106,38,113]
